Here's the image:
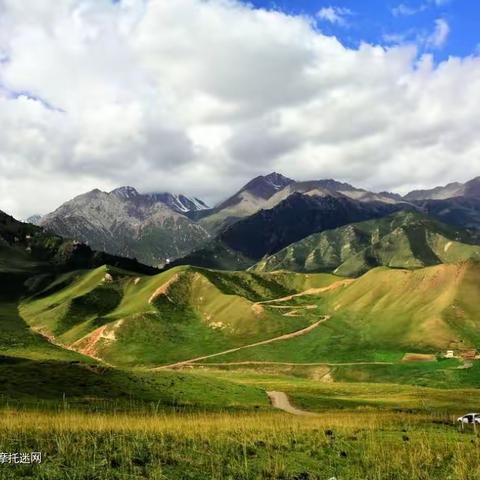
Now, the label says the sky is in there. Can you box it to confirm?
[250,0,480,60]
[0,0,479,218]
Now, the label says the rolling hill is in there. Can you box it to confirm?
[198,262,480,367]
[19,264,338,367]
[254,211,480,276]
[0,211,272,410]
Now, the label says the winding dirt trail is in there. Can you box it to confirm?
[152,316,330,370]
[255,279,354,306]
[267,391,317,416]
[189,360,394,367]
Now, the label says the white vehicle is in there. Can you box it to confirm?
[457,413,480,424]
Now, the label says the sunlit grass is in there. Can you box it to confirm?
[1,408,480,479]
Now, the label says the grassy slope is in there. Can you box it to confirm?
[0,359,268,411]
[254,211,480,276]
[200,263,480,369]
[20,266,340,367]
[0,234,275,412]
[0,275,267,412]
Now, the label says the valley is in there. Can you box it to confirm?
[2,174,480,479]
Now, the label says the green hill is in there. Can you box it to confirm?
[254,211,480,276]
[19,265,339,367]
[199,262,480,366]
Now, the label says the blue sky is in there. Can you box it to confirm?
[245,0,478,60]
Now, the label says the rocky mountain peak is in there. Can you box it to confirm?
[242,172,294,200]
[110,186,140,200]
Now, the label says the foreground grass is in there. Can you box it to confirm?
[1,409,479,479]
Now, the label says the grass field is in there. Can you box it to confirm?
[2,392,480,479]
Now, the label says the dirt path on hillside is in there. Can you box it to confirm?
[256,279,354,306]
[152,316,330,370]
[188,360,394,367]
[267,391,317,416]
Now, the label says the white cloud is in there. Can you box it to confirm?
[427,18,450,49]
[316,6,352,26]
[392,3,427,17]
[0,0,478,219]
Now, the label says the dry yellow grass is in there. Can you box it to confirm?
[1,408,480,479]
[0,409,427,437]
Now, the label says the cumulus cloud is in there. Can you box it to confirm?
[0,0,478,218]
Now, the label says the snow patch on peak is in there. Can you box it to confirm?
[110,186,140,200]
[148,192,210,213]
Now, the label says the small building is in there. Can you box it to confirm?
[445,350,455,359]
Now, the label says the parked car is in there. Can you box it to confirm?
[457,413,480,424]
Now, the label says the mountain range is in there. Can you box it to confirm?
[404,176,480,201]
[28,173,480,271]
[253,210,480,277]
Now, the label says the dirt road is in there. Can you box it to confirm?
[267,391,316,416]
[153,316,330,370]
[189,360,394,367]
[256,280,354,305]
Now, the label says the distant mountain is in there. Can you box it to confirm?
[415,197,480,231]
[110,186,209,213]
[264,179,406,208]
[198,172,294,233]
[197,173,409,235]
[34,174,480,271]
[172,193,408,270]
[26,214,42,225]
[405,177,480,201]
[254,211,480,277]
[39,187,210,266]
[0,210,157,276]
